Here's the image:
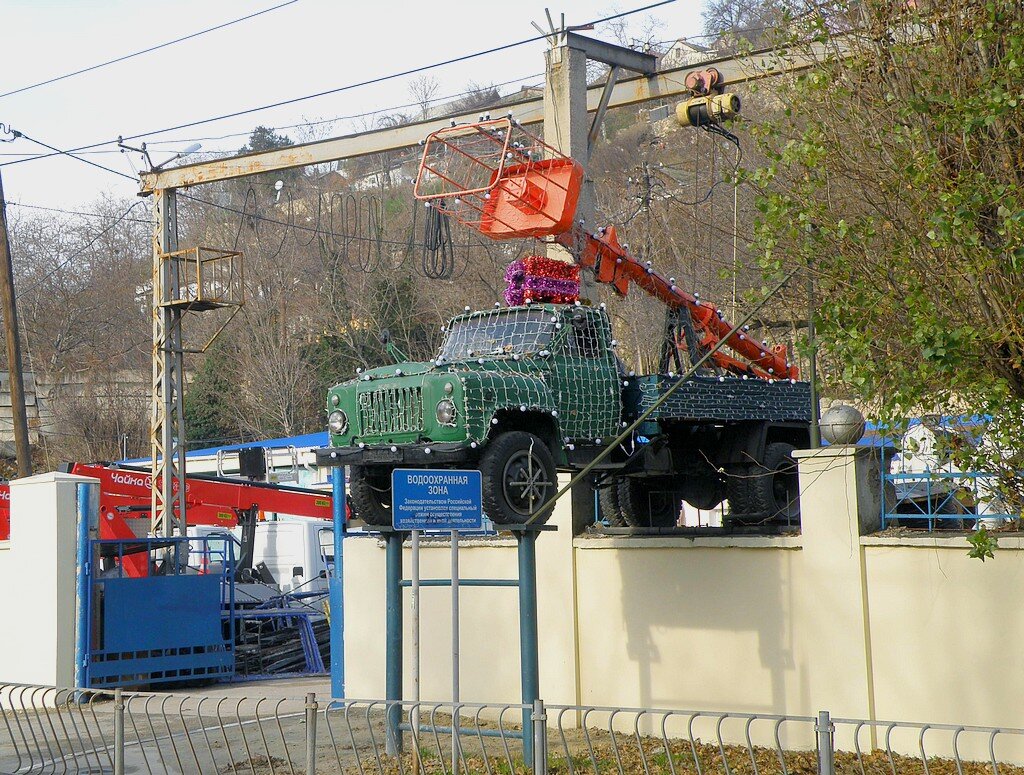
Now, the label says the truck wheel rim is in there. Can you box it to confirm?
[502,450,552,516]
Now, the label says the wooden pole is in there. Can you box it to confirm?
[0,172,33,477]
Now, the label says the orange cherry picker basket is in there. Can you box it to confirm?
[413,117,583,239]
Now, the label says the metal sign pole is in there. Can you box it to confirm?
[329,467,346,700]
[451,528,460,775]
[391,468,481,773]
[411,529,421,775]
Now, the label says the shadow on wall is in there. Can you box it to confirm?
[608,542,807,715]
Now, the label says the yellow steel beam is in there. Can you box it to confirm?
[140,40,845,193]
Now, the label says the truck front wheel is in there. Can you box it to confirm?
[480,431,557,525]
[349,465,394,526]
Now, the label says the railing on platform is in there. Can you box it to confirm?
[83,536,236,689]
[5,684,1024,775]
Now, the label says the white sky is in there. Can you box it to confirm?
[0,0,706,211]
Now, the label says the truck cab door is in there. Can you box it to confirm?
[547,308,621,442]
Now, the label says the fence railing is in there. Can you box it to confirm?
[5,683,1024,775]
[881,469,1018,531]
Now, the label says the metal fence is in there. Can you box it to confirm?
[4,683,1024,774]
[881,469,1018,531]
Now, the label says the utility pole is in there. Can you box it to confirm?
[150,188,186,538]
[542,29,657,303]
[543,36,597,300]
[807,264,821,447]
[0,172,32,478]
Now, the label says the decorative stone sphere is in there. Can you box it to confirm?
[820,404,866,445]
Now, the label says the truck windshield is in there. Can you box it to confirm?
[438,309,556,362]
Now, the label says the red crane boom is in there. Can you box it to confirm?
[558,225,796,380]
[413,117,797,381]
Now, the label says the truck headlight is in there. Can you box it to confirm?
[328,410,348,435]
[436,398,457,426]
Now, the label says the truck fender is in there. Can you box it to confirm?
[463,372,559,443]
[486,408,562,455]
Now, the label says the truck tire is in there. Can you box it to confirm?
[349,465,394,527]
[617,477,680,528]
[479,431,557,525]
[727,441,800,524]
[598,479,626,527]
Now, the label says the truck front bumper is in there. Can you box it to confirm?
[315,442,475,467]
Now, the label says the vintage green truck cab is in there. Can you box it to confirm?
[316,303,811,528]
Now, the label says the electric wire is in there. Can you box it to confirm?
[6,129,848,295]
[652,129,742,206]
[7,200,154,224]
[0,0,675,169]
[0,71,548,159]
[0,0,300,100]
[183,189,493,275]
[420,205,455,279]
[14,131,137,181]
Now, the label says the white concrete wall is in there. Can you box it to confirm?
[0,472,97,688]
[343,483,578,706]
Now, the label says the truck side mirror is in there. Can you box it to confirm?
[292,566,304,578]
[379,328,392,345]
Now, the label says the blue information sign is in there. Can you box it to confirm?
[391,469,483,531]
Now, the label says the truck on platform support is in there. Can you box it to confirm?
[318,111,811,530]
[317,302,808,528]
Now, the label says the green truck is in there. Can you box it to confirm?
[315,303,811,529]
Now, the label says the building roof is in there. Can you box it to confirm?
[124,432,329,464]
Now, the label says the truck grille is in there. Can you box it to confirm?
[357,386,424,436]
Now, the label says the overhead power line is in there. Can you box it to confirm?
[14,132,137,181]
[0,0,674,170]
[0,70,546,158]
[7,201,155,224]
[0,0,300,100]
[16,201,145,294]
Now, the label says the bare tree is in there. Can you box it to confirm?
[408,75,441,119]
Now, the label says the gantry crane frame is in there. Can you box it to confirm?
[140,28,845,535]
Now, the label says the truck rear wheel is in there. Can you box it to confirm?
[349,465,394,527]
[618,477,680,528]
[479,431,557,525]
[598,478,626,527]
[727,441,800,524]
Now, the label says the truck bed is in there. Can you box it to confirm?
[625,374,812,424]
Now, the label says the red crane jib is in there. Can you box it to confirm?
[557,226,798,381]
[0,462,334,543]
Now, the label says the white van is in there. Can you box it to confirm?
[251,520,334,594]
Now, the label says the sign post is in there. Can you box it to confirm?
[411,527,420,775]
[451,527,459,774]
[392,469,483,772]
